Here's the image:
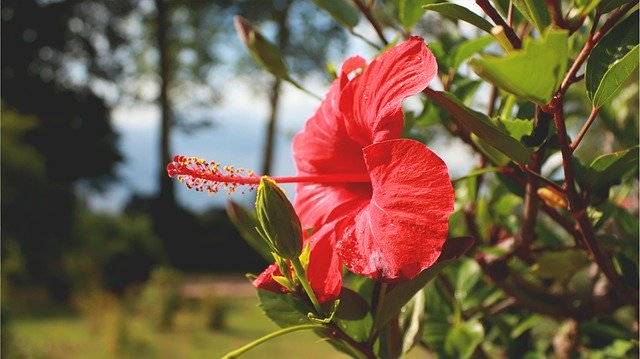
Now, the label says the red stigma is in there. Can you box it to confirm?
[166,155,258,194]
[166,154,371,196]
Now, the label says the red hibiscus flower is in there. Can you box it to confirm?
[292,37,454,282]
[166,36,454,303]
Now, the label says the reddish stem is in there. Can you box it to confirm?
[547,95,637,303]
[570,107,601,152]
[475,0,522,49]
[559,4,634,94]
[352,0,389,46]
[520,151,542,251]
[546,0,585,33]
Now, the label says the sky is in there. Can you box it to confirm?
[85,11,480,213]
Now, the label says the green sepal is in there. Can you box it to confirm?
[255,176,303,260]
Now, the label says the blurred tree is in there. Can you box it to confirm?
[147,0,223,209]
[68,209,163,295]
[133,0,346,269]
[1,0,136,299]
[156,0,174,206]
[128,0,227,268]
[258,0,290,175]
[146,0,348,195]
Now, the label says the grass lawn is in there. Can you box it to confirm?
[7,297,346,358]
[6,279,431,359]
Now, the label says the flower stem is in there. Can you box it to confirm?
[290,257,322,314]
[286,77,322,101]
[221,323,324,359]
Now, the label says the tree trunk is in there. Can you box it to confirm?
[261,78,282,175]
[260,1,290,175]
[156,0,175,206]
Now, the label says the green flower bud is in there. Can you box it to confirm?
[233,16,290,80]
[255,176,303,260]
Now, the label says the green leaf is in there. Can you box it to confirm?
[498,117,534,141]
[335,288,369,321]
[454,259,482,302]
[226,200,272,262]
[399,290,426,355]
[598,0,635,13]
[422,320,450,353]
[575,0,602,15]
[312,0,360,29]
[451,35,494,68]
[427,90,532,163]
[532,249,591,281]
[593,339,637,358]
[491,0,525,20]
[427,41,448,67]
[444,319,485,359]
[453,167,500,183]
[582,146,639,196]
[398,0,438,29]
[613,253,639,289]
[581,320,634,342]
[421,281,454,353]
[470,29,569,104]
[605,205,640,244]
[423,3,495,33]
[472,135,510,166]
[451,78,483,105]
[376,261,447,331]
[336,275,374,342]
[521,110,552,147]
[586,11,639,108]
[257,289,312,328]
[511,315,544,338]
[512,0,551,32]
[375,236,475,330]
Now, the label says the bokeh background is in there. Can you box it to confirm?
[12,0,633,357]
[2,0,480,357]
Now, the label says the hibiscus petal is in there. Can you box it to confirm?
[337,139,454,281]
[339,55,366,87]
[293,56,371,229]
[294,182,370,233]
[306,221,344,303]
[341,36,438,145]
[293,37,438,240]
[252,263,289,294]
[292,55,368,177]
